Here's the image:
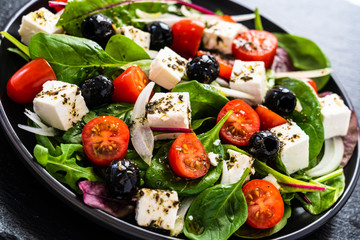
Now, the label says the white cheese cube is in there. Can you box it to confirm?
[18,7,63,45]
[270,122,309,174]
[147,92,191,129]
[223,149,255,184]
[33,81,89,131]
[319,93,351,139]
[263,174,281,190]
[202,20,248,54]
[149,47,187,90]
[116,26,150,50]
[229,60,268,105]
[135,188,180,230]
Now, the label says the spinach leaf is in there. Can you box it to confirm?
[34,144,102,193]
[62,121,85,144]
[184,169,250,240]
[58,0,177,36]
[145,142,223,196]
[85,102,134,125]
[276,78,324,163]
[274,33,331,90]
[172,81,229,120]
[234,205,291,239]
[192,117,215,131]
[105,35,150,61]
[28,33,127,85]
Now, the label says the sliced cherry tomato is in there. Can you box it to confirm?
[112,65,150,103]
[7,57,56,104]
[242,179,284,229]
[197,50,233,80]
[52,0,68,12]
[255,105,287,130]
[171,19,205,58]
[300,77,318,95]
[82,116,130,166]
[232,30,278,69]
[168,133,210,179]
[219,15,237,23]
[217,99,260,146]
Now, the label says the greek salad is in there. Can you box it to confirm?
[1,0,358,239]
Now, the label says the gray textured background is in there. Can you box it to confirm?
[0,0,359,239]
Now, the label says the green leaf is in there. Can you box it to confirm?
[192,117,215,131]
[276,78,324,162]
[105,35,150,61]
[234,205,291,239]
[254,8,263,31]
[86,102,134,125]
[184,169,250,240]
[0,31,30,57]
[274,33,331,90]
[33,144,102,193]
[145,142,223,196]
[28,33,127,85]
[7,48,31,61]
[172,81,229,120]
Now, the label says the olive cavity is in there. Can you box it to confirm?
[248,130,280,161]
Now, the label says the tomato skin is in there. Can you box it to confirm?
[52,0,68,12]
[7,57,57,104]
[300,78,318,95]
[232,30,278,69]
[171,19,205,58]
[197,51,233,80]
[242,179,284,229]
[82,116,130,166]
[219,15,237,23]
[112,65,150,103]
[255,105,287,130]
[217,99,260,146]
[168,133,210,179]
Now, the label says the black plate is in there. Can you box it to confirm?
[0,0,359,239]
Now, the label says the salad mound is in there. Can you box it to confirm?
[1,0,358,239]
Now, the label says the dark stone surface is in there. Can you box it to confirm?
[0,0,359,239]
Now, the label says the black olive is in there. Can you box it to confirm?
[145,21,173,50]
[81,14,115,48]
[186,54,220,83]
[81,75,114,108]
[264,86,297,116]
[248,130,280,161]
[105,159,140,200]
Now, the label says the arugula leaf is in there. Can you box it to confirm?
[105,35,150,61]
[0,31,30,57]
[172,81,229,120]
[276,78,324,163]
[28,33,127,85]
[34,144,102,193]
[184,169,250,240]
[274,33,331,90]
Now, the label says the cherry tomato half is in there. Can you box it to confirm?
[300,78,318,95]
[168,133,210,179]
[171,19,205,58]
[242,179,284,229]
[82,116,130,166]
[7,57,57,104]
[232,30,278,69]
[255,105,287,130]
[217,99,260,146]
[197,50,233,80]
[112,65,150,103]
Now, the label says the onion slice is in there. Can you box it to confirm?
[212,85,254,100]
[151,127,192,133]
[18,124,57,136]
[170,197,195,237]
[48,1,67,8]
[274,68,332,79]
[130,81,155,165]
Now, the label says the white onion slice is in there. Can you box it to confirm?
[275,68,332,79]
[220,160,230,184]
[212,85,254,100]
[170,197,195,237]
[215,77,230,88]
[130,81,155,165]
[18,124,57,136]
[230,13,256,22]
[24,109,48,129]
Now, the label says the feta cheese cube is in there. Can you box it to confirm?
[18,7,63,45]
[229,60,268,105]
[270,122,309,174]
[149,47,187,90]
[135,188,180,230]
[33,81,89,131]
[319,93,351,139]
[223,149,255,184]
[116,26,150,50]
[202,20,248,54]
[147,92,191,129]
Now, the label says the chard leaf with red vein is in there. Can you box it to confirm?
[78,180,135,218]
[34,144,102,193]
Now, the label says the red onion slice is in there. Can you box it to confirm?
[151,127,192,133]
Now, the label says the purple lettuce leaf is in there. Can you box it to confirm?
[271,47,295,73]
[341,110,359,167]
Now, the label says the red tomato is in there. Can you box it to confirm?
[300,78,318,95]
[232,30,278,69]
[197,51,233,80]
[52,0,68,12]
[217,99,260,146]
[255,105,287,130]
[112,65,150,103]
[219,15,237,23]
[82,116,130,166]
[171,19,205,58]
[7,57,56,104]
[242,179,284,229]
[168,133,210,179]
